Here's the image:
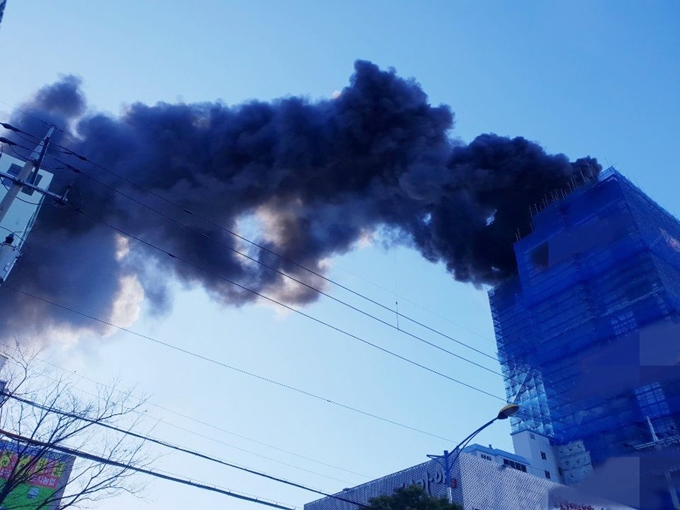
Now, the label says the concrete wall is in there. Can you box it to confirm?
[513,430,564,483]
[305,453,633,510]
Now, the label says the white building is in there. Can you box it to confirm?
[305,444,635,510]
[510,430,568,483]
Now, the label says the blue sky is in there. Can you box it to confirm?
[0,1,679,509]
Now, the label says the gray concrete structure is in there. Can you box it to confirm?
[305,445,634,510]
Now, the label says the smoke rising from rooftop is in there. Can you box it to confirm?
[0,61,600,338]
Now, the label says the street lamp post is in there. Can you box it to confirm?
[427,404,520,504]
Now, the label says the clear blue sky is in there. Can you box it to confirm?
[0,1,679,509]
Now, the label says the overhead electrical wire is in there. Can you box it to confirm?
[46,151,499,376]
[0,139,518,472]
[0,138,506,400]
[0,427,298,510]
[65,204,507,401]
[7,279,533,450]
[27,355,369,480]
[4,132,610,440]
[132,416,361,485]
[9,351,367,484]
[52,149,500,370]
[0,133,511,457]
[1,284,463,441]
[1,126,44,148]
[1,116,499,358]
[2,116,652,468]
[11,143,654,445]
[0,138,511,423]
[2,109,665,468]
[2,120,528,437]
[7,130,489,360]
[0,132,516,482]
[1,123,510,421]
[0,391,370,508]
[42,142,644,434]
[53,142,499,361]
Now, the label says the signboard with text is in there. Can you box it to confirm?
[0,439,74,510]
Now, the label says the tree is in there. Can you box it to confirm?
[365,485,463,510]
[0,344,151,510]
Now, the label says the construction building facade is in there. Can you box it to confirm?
[490,168,680,506]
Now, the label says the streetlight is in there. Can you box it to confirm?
[427,403,520,503]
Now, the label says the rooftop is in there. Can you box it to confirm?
[462,443,529,465]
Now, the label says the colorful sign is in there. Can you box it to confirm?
[0,439,74,510]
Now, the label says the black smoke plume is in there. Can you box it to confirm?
[0,61,600,337]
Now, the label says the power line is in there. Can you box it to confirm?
[45,145,658,446]
[0,427,297,510]
[73,204,505,400]
[4,135,506,395]
[2,135,511,462]
[0,161,503,403]
[1,391,370,508]
[0,102,658,459]
[23,353,369,482]
[8,127,632,446]
[55,141,498,360]
[4,115,657,469]
[46,151,499,375]
[0,103,57,132]
[4,122,544,440]
[2,128,509,411]
[2,118,498,359]
[1,284,463,441]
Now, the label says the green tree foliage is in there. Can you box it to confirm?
[365,485,463,510]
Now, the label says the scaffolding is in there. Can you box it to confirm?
[489,168,680,473]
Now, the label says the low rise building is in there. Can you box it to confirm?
[510,431,564,483]
[305,444,634,510]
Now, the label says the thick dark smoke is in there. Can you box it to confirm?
[1,61,600,337]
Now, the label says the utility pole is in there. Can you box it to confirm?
[0,127,70,283]
[0,126,69,213]
[0,126,55,223]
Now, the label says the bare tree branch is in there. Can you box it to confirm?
[0,346,151,510]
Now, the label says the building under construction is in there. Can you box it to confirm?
[490,167,680,507]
